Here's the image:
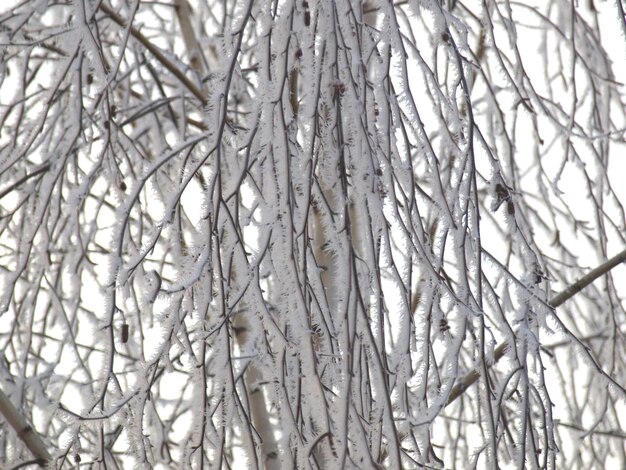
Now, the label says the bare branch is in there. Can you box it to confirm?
[0,387,50,467]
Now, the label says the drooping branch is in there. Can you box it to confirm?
[447,248,626,406]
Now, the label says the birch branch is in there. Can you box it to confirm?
[98,2,207,105]
[447,248,626,406]
[0,386,51,466]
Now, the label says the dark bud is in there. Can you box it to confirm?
[86,73,93,85]
[495,183,508,199]
[121,323,129,343]
[492,183,510,211]
[534,266,544,284]
[334,82,346,97]
[119,180,127,191]
[303,1,310,26]
[311,323,322,337]
[507,200,515,215]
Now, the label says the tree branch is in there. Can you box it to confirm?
[447,248,626,406]
[98,2,207,105]
[0,387,51,467]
